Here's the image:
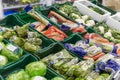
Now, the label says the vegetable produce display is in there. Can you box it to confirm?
[1,1,120,80]
[42,9,87,33]
[58,4,96,27]
[28,10,68,41]
[2,23,42,53]
[42,49,94,79]
[6,61,64,80]
[64,40,105,61]
[63,32,118,60]
[94,22,120,44]
[49,11,87,32]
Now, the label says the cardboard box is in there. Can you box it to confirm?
[103,0,120,11]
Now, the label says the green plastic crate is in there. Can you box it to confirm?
[62,33,83,44]
[0,15,55,54]
[13,12,73,42]
[37,6,76,23]
[36,41,83,60]
[92,0,116,15]
[0,15,24,27]
[44,2,97,34]
[76,26,96,37]
[61,33,85,59]
[0,39,29,69]
[36,6,77,34]
[35,42,83,78]
[0,54,62,80]
[14,12,36,24]
[0,75,4,80]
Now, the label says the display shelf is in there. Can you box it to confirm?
[3,3,42,10]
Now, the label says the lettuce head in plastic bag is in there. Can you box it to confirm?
[1,44,23,61]
[6,69,30,80]
[25,61,47,77]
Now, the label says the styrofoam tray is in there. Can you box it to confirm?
[73,0,111,22]
[106,13,120,31]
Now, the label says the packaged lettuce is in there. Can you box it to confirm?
[25,61,47,77]
[66,63,79,76]
[87,71,110,80]
[96,54,115,63]
[87,45,102,57]
[53,58,72,71]
[6,69,30,80]
[86,71,99,80]
[0,54,8,67]
[60,58,79,73]
[74,59,94,77]
[41,54,54,64]
[1,44,23,61]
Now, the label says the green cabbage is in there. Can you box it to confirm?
[27,38,42,46]
[23,42,37,52]
[3,30,16,39]
[25,61,47,77]
[31,76,47,80]
[6,69,30,80]
[0,55,8,67]
[10,36,25,47]
[1,44,23,61]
